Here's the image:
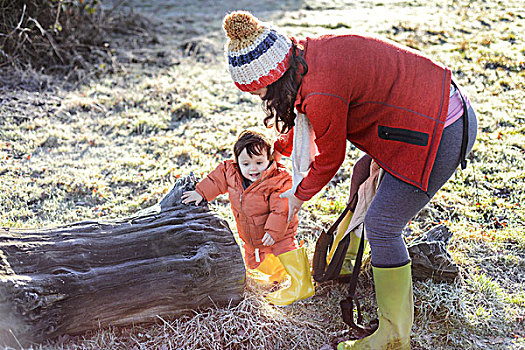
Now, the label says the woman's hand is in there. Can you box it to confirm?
[181,191,203,205]
[280,191,304,222]
[262,232,275,246]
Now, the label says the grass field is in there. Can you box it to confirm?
[0,0,524,349]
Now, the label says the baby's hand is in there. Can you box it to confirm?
[181,191,203,205]
[262,232,275,246]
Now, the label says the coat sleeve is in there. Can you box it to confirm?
[274,127,294,157]
[264,177,293,241]
[295,94,348,201]
[195,161,229,202]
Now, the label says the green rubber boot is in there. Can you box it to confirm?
[337,263,414,350]
[326,210,367,277]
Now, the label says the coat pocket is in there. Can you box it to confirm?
[378,125,429,146]
[252,214,268,243]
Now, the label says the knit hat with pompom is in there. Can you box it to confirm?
[223,11,293,92]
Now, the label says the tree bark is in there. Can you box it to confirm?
[0,175,246,347]
[407,224,459,282]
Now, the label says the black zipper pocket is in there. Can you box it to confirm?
[378,126,429,146]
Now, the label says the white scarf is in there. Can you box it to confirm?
[280,113,318,201]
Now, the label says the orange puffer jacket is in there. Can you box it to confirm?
[195,160,299,269]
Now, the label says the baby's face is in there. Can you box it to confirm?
[237,148,270,182]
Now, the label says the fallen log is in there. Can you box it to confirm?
[0,175,246,347]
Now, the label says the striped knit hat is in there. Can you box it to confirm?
[223,11,293,92]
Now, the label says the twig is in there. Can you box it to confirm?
[8,329,23,350]
[0,3,26,62]
[28,16,65,64]
[156,315,177,334]
[15,4,27,32]
[54,0,62,34]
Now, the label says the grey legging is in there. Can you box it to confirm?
[356,106,477,268]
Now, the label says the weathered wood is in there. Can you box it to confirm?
[407,224,459,282]
[0,175,246,347]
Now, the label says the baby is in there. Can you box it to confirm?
[182,130,314,306]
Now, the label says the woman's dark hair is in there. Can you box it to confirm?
[234,130,272,163]
[262,39,308,134]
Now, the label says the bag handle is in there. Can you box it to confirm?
[340,232,379,336]
[310,189,378,336]
[312,193,357,282]
[452,80,469,170]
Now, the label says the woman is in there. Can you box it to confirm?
[222,11,477,350]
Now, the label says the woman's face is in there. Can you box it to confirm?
[250,87,267,100]
[237,148,270,182]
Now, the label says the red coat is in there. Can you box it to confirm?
[275,34,452,200]
[195,160,298,269]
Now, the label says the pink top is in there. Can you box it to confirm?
[445,84,471,127]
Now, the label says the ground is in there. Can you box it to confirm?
[0,0,524,349]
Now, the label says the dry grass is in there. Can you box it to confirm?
[1,0,524,349]
[7,279,356,350]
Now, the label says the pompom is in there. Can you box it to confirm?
[223,11,261,40]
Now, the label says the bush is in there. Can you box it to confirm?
[0,0,110,72]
